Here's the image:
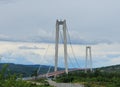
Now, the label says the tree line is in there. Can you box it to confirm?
[56,70,120,87]
[0,64,53,87]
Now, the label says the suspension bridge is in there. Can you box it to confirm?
[22,19,93,81]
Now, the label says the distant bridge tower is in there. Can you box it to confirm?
[55,19,68,74]
[85,46,93,73]
[0,55,2,63]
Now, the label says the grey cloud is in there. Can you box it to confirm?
[0,50,53,65]
[0,0,120,44]
[0,32,112,45]
[1,51,36,64]
[0,0,16,5]
[107,54,120,58]
[19,46,45,50]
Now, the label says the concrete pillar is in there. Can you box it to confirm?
[54,19,68,74]
[85,46,92,73]
[55,20,59,72]
[63,20,68,74]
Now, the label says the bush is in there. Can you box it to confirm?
[0,64,53,87]
[55,70,120,87]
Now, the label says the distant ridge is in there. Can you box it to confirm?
[0,63,56,77]
[0,63,120,77]
[98,64,120,73]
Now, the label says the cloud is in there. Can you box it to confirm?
[0,34,9,38]
[30,30,55,43]
[0,41,119,68]
[1,52,33,64]
[0,41,55,65]
[106,54,120,58]
[19,46,45,50]
[0,34,28,42]
[0,34,11,41]
[0,0,17,5]
[14,29,111,45]
[0,0,120,44]
[93,54,120,68]
[0,0,120,68]
[1,50,54,65]
[0,30,112,45]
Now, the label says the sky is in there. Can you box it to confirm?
[0,0,120,68]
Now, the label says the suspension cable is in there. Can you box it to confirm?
[38,29,55,75]
[45,29,55,76]
[66,27,81,68]
[59,30,76,68]
[37,44,50,75]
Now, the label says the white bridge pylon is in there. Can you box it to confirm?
[85,46,93,73]
[55,19,68,74]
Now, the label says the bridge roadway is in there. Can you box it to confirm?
[38,68,85,78]
[22,68,86,80]
[47,79,84,87]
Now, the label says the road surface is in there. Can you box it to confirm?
[47,80,84,87]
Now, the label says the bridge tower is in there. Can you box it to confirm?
[55,19,68,74]
[85,46,93,73]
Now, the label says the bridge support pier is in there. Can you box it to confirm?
[55,19,68,74]
[85,46,93,73]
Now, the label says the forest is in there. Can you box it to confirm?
[0,63,120,87]
[0,64,53,87]
[56,69,120,87]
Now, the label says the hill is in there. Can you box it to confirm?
[0,63,62,77]
[56,64,120,87]
[98,64,120,73]
[0,63,120,77]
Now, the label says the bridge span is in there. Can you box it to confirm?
[22,68,86,81]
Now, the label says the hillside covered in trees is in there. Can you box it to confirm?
[98,64,120,73]
[0,64,53,87]
[0,63,63,77]
[55,64,120,87]
[0,63,120,77]
[0,63,120,87]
